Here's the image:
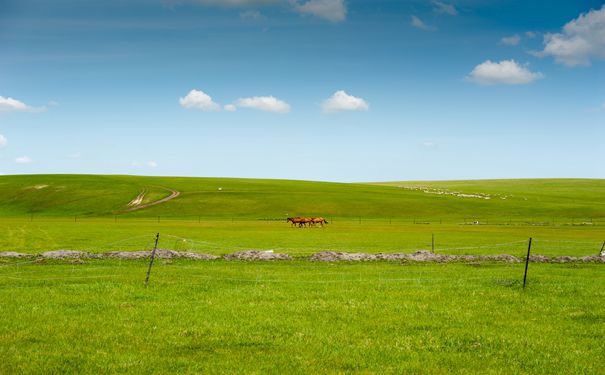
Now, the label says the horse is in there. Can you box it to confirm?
[287,217,302,227]
[310,217,328,227]
[286,217,314,227]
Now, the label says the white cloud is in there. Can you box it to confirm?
[292,0,347,22]
[224,104,237,112]
[422,141,435,147]
[539,5,605,66]
[179,89,221,111]
[236,96,290,113]
[410,15,434,31]
[501,34,521,46]
[147,161,158,168]
[0,96,45,113]
[0,134,6,148]
[15,156,32,164]
[525,31,537,38]
[467,60,544,85]
[322,90,369,113]
[432,1,457,16]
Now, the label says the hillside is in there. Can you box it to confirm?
[0,175,603,221]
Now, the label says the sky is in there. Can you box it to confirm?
[0,0,604,182]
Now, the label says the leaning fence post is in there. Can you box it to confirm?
[599,241,605,256]
[145,233,160,287]
[523,237,532,289]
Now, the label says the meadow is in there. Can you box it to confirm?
[1,175,604,373]
[0,259,603,373]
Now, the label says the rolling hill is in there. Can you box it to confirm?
[0,175,603,221]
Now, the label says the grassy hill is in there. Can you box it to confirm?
[0,175,603,221]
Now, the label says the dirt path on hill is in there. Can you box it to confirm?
[122,186,180,212]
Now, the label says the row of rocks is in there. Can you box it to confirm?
[0,249,603,263]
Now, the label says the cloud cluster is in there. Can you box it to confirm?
[180,89,291,113]
[181,89,369,114]
[467,60,543,85]
[0,96,45,113]
[539,4,605,66]
[0,134,6,148]
[322,90,369,113]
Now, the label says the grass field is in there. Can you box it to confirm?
[0,259,603,373]
[1,175,603,373]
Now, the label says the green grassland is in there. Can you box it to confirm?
[1,175,604,221]
[1,175,604,373]
[0,175,603,255]
[0,259,603,373]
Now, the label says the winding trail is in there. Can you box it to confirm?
[122,186,180,212]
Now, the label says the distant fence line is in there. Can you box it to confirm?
[2,214,604,226]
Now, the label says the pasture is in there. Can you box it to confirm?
[1,175,604,373]
[0,260,603,373]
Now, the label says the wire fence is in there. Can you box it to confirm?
[3,214,605,226]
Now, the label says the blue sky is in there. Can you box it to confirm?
[1,0,604,181]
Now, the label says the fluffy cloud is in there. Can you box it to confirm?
[467,60,543,85]
[322,90,369,113]
[224,104,237,112]
[179,89,221,111]
[292,0,346,22]
[539,5,605,66]
[15,156,32,164]
[0,96,45,113]
[501,34,521,46]
[432,1,457,16]
[0,134,6,148]
[410,15,433,31]
[237,96,290,113]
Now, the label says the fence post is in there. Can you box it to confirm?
[523,237,532,289]
[599,241,605,256]
[145,233,160,287]
[431,233,435,254]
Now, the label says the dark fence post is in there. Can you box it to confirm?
[145,233,160,287]
[431,233,435,253]
[523,237,532,289]
[599,241,605,256]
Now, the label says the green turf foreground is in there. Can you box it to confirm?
[1,260,603,374]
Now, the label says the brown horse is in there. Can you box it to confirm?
[287,217,302,227]
[286,217,314,227]
[310,217,328,227]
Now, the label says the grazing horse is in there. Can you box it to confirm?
[287,217,302,227]
[286,217,314,227]
[310,217,328,227]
